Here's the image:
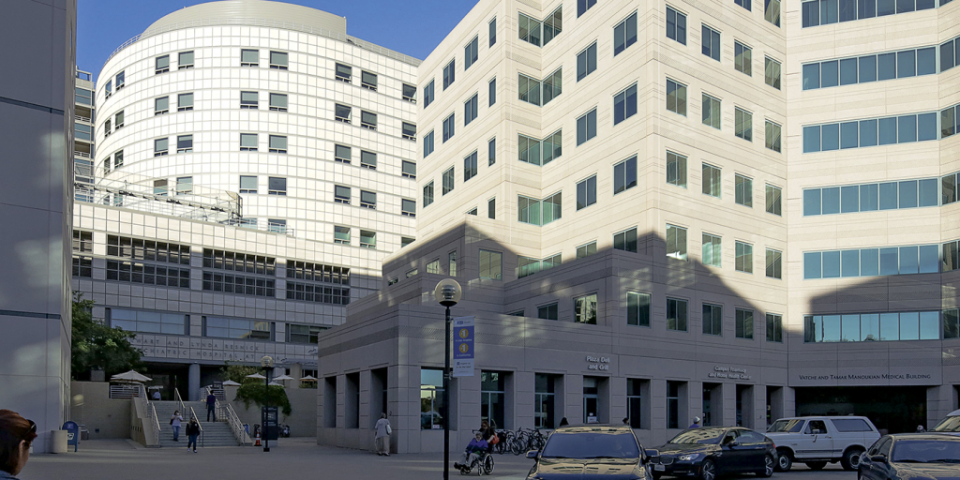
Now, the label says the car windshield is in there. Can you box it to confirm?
[768,420,805,433]
[540,432,640,459]
[933,416,960,432]
[667,429,725,445]
[891,440,960,463]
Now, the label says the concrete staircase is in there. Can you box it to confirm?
[152,400,243,448]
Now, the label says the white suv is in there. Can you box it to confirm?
[933,409,960,434]
[764,416,880,472]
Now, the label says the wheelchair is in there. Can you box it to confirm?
[456,449,495,475]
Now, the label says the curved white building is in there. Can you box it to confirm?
[72,0,420,400]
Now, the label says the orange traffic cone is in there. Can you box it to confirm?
[254,432,261,446]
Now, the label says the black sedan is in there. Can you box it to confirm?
[652,427,776,480]
[525,424,658,480]
[858,433,960,479]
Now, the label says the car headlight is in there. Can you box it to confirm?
[678,453,702,462]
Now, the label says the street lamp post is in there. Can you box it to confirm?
[260,355,274,452]
[434,279,462,480]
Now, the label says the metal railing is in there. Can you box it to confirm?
[207,386,249,446]
[75,114,92,123]
[174,388,186,417]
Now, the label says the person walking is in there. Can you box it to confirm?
[152,389,161,401]
[206,392,217,422]
[170,411,183,441]
[688,417,701,429]
[186,418,200,453]
[374,413,391,456]
[0,410,38,480]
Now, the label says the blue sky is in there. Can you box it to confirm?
[78,0,480,81]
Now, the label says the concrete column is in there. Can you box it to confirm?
[514,371,535,429]
[188,363,200,401]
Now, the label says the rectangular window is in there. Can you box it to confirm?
[736,242,753,273]
[241,91,258,109]
[577,242,597,259]
[666,6,687,45]
[667,224,688,260]
[402,160,416,179]
[488,138,496,166]
[360,150,377,170]
[627,292,651,326]
[423,182,434,208]
[703,303,722,336]
[702,94,721,129]
[518,196,542,226]
[465,36,479,70]
[488,197,496,219]
[518,256,541,278]
[666,79,687,116]
[360,111,377,130]
[701,25,721,62]
[519,13,542,47]
[402,83,417,104]
[765,0,781,26]
[268,135,287,153]
[424,131,435,157]
[577,175,597,210]
[155,96,169,115]
[241,49,258,66]
[335,63,352,82]
[537,303,559,320]
[115,111,124,129]
[463,151,478,182]
[765,185,782,216]
[176,176,192,195]
[576,109,597,145]
[156,55,170,74]
[239,176,257,194]
[335,104,351,124]
[334,185,351,204]
[519,74,541,106]
[359,230,376,249]
[360,190,377,209]
[766,248,782,279]
[178,51,194,69]
[543,68,562,105]
[269,51,288,69]
[488,78,498,108]
[736,309,754,339]
[614,84,638,125]
[765,120,782,152]
[443,59,455,90]
[442,167,455,195]
[269,93,287,111]
[667,298,688,331]
[489,17,497,46]
[420,368,444,430]
[765,57,782,89]
[614,228,638,253]
[464,94,478,126]
[479,249,502,280]
[176,134,193,153]
[735,41,752,76]
[177,93,194,111]
[268,177,287,196]
[442,114,455,142]
[449,251,458,277]
[735,108,753,141]
[574,294,598,324]
[361,71,378,91]
[424,80,435,108]
[614,12,638,56]
[614,156,638,194]
[544,6,563,45]
[702,233,722,267]
[578,0,597,17]
[334,144,351,164]
[736,0,752,10]
[702,163,721,198]
[735,174,753,207]
[576,43,598,81]
[766,313,783,342]
[154,138,169,156]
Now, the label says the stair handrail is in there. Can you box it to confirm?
[206,386,249,446]
[188,406,204,448]
[174,388,186,417]
[149,402,161,446]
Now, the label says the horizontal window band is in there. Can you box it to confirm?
[0,309,62,320]
[0,95,65,115]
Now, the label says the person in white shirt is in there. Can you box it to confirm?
[374,413,391,456]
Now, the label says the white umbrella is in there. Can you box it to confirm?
[268,381,283,386]
[300,375,318,382]
[245,373,266,380]
[273,374,294,381]
[222,380,241,386]
[110,370,152,383]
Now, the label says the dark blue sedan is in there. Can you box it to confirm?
[858,433,960,479]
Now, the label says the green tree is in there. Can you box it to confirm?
[234,383,292,417]
[71,292,144,380]
[219,362,259,383]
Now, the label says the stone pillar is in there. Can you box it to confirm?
[188,363,200,401]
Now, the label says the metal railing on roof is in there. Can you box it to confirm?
[104,17,420,69]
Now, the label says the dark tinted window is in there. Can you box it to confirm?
[831,418,873,432]
[891,439,960,463]
[738,430,769,445]
[769,419,804,432]
[541,432,640,459]
[668,428,726,444]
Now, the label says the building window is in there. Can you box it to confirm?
[424,131,435,157]
[666,79,687,116]
[702,233,722,267]
[114,71,125,90]
[239,176,257,194]
[489,17,497,46]
[766,313,783,342]
[488,77,497,107]
[614,228,638,253]
[805,311,941,343]
[735,41,752,76]
[464,93,479,126]
[765,185,782,215]
[666,6,687,45]
[335,63,352,82]
[335,104,351,124]
[449,251,458,276]
[667,151,687,188]
[481,372,507,428]
[72,256,93,278]
[578,0,597,17]
[766,248,782,279]
[703,303,722,336]
[113,150,124,169]
[614,84,638,125]
[241,49,259,66]
[487,197,496,219]
[576,42,598,81]
[667,298,688,331]
[114,110,124,129]
[735,0,752,11]
[402,83,417,103]
[334,226,350,245]
[442,114,455,142]
[240,133,257,151]
[488,137,496,166]
[360,111,377,130]
[577,242,597,259]
[267,177,287,196]
[334,185,351,204]
[402,122,417,141]
[627,292,651,327]
[535,374,557,428]
[286,324,329,344]
[735,174,753,207]
[736,241,753,273]
[576,109,597,146]
[154,138,168,156]
[402,160,417,179]
[401,199,416,218]
[465,36,479,70]
[103,119,112,137]
[545,6,564,45]
[73,230,93,253]
[535,302,558,320]
[576,176,597,211]
[361,71,378,91]
[109,310,188,335]
[176,135,193,153]
[666,224,687,260]
[614,156,637,194]
[479,249,502,280]
[423,182,434,207]
[765,0,781,26]
[665,381,683,428]
[735,108,753,141]
[359,230,376,249]
[765,57,782,89]
[736,309,754,339]
[574,294,598,324]
[360,190,377,209]
[176,177,192,195]
[702,163,721,198]
[463,151,478,182]
[519,13,542,47]
[701,25,721,61]
[178,50,194,69]
[156,55,170,74]
[424,80,435,108]
[420,368,445,430]
[426,259,441,274]
[269,93,287,112]
[238,218,257,230]
[241,91,258,109]
[442,167,455,195]
[702,94,721,129]
[519,256,541,279]
[614,12,638,55]
[360,150,377,170]
[155,96,169,115]
[270,51,288,69]
[443,59,455,90]
[519,130,563,166]
[177,93,194,111]
[105,80,112,99]
[334,145,351,164]
[765,120,782,152]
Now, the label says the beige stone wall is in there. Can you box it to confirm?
[222,384,317,438]
[70,381,132,439]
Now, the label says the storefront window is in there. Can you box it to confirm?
[481,371,506,429]
[421,368,444,430]
[627,379,644,428]
[667,381,682,428]
[583,377,600,423]
[535,374,556,428]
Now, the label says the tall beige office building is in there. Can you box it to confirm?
[317,0,960,458]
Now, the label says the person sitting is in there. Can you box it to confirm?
[454,432,488,470]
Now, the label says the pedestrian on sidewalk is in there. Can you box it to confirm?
[0,410,38,480]
[170,411,183,441]
[206,392,217,422]
[186,418,200,453]
[374,413,391,456]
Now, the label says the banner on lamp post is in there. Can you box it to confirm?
[452,316,475,377]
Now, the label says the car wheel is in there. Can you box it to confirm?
[841,448,864,471]
[806,461,827,470]
[756,454,774,477]
[699,459,717,480]
[775,449,792,472]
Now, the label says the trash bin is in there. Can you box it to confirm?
[244,424,249,435]
[50,430,68,454]
[80,430,90,441]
